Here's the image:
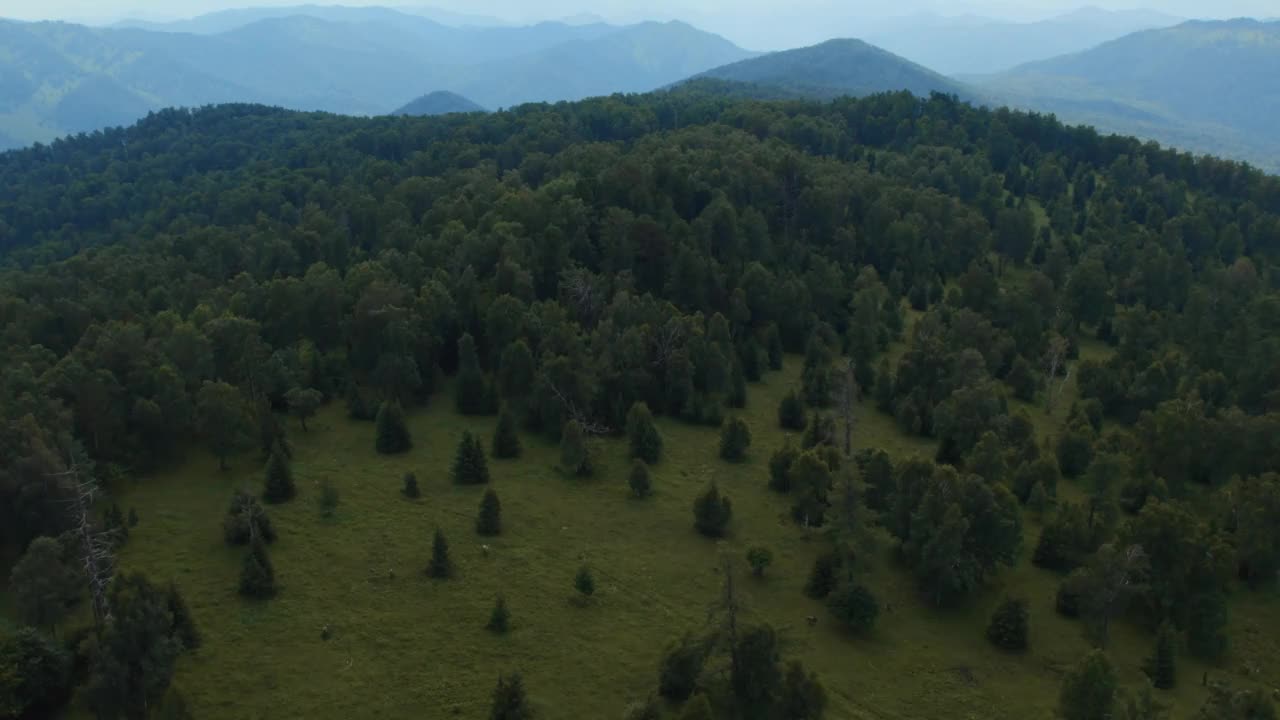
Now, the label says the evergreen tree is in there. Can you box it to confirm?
[719,417,752,462]
[628,459,652,499]
[790,449,833,527]
[166,583,201,650]
[1186,591,1229,661]
[345,382,375,421]
[873,358,894,414]
[452,431,491,485]
[1028,481,1051,515]
[802,412,835,449]
[728,359,747,409]
[626,402,663,465]
[1059,650,1118,720]
[318,477,339,518]
[692,484,732,538]
[764,325,784,371]
[492,408,522,459]
[238,538,277,599]
[85,574,187,719]
[456,333,490,416]
[986,597,1030,651]
[487,595,510,634]
[489,673,533,720]
[1006,355,1040,402]
[0,627,71,719]
[8,536,80,632]
[658,633,706,701]
[574,565,596,600]
[778,389,807,431]
[401,472,420,499]
[769,441,799,493]
[223,491,276,545]
[262,441,296,503]
[559,420,593,477]
[746,546,773,577]
[804,551,841,599]
[374,400,412,455]
[477,489,502,536]
[827,581,879,634]
[780,660,828,720]
[427,528,453,579]
[1145,622,1177,690]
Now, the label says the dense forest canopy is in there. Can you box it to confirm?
[1,86,1279,717]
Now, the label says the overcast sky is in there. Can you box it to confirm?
[3,0,1274,49]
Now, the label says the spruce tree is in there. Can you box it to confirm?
[1145,622,1177,690]
[986,597,1030,651]
[401,472,420,499]
[728,359,747,409]
[626,402,663,465]
[239,538,276,599]
[628,459,652,499]
[487,595,510,634]
[559,420,592,477]
[452,431,491,485]
[455,333,489,416]
[262,441,295,503]
[224,490,276,545]
[489,673,532,720]
[477,489,502,536]
[166,583,201,650]
[374,400,412,455]
[492,408,522,459]
[574,565,596,599]
[828,581,880,634]
[692,484,732,537]
[719,417,752,462]
[427,528,453,579]
[1059,650,1117,720]
[778,389,807,430]
[804,551,840,599]
[769,442,799,493]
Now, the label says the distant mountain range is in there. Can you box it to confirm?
[110,4,511,32]
[867,6,1183,75]
[975,18,1280,171]
[393,91,486,116]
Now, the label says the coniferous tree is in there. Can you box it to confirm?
[680,694,714,720]
[492,408,522,459]
[8,536,80,632]
[1145,622,1177,690]
[239,537,277,599]
[456,333,490,416]
[626,402,663,465]
[489,673,532,720]
[828,581,879,634]
[401,472,420,499]
[487,595,510,634]
[628,459,652,499]
[224,491,276,545]
[778,389,807,430]
[559,420,593,477]
[693,484,732,537]
[769,441,799,493]
[1186,591,1229,661]
[719,417,752,462]
[477,489,502,536]
[1059,650,1117,720]
[873,358,894,414]
[262,441,295,503]
[780,660,828,720]
[374,400,412,455]
[658,633,706,702]
[452,431,491,485]
[804,551,841,599]
[728,359,747,408]
[427,528,453,579]
[166,583,201,650]
[764,325,784,371]
[574,565,596,600]
[986,597,1030,651]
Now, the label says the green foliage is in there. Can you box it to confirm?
[628,459,652,499]
[692,484,732,538]
[8,536,80,631]
[804,551,841,600]
[1145,622,1177,690]
[285,387,323,432]
[492,408,522,459]
[317,477,339,518]
[790,450,833,527]
[497,341,536,410]
[827,581,879,634]
[86,573,189,719]
[196,381,253,470]
[801,412,836,450]
[401,472,420,499]
[780,659,828,720]
[1196,683,1277,720]
[1006,355,1040,402]
[768,441,799,493]
[1057,424,1095,478]
[239,537,277,599]
[574,565,596,598]
[1186,592,1229,661]
[452,431,491,485]
[1059,650,1118,720]
[427,528,453,579]
[456,333,491,416]
[1013,457,1060,503]
[986,598,1029,651]
[1033,502,1095,571]
[746,546,773,577]
[0,627,71,719]
[559,420,593,477]
[626,402,663,465]
[487,595,510,634]
[719,417,752,462]
[374,400,412,455]
[489,673,533,720]
[778,389,807,430]
[166,583,201,650]
[1229,473,1280,588]
[658,634,706,702]
[262,441,296,503]
[223,490,276,545]
[680,694,714,720]
[477,489,502,536]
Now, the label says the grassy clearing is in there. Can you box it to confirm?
[97,355,1278,719]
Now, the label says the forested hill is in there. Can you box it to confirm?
[1,89,1279,718]
[392,91,486,116]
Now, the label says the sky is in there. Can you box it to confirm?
[2,0,1274,49]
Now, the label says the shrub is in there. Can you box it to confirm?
[827,582,879,634]
[746,546,773,577]
[487,595,510,634]
[719,418,752,462]
[986,598,1030,651]
[628,460,652,499]
[374,400,412,454]
[401,472,420,499]
[692,484,732,538]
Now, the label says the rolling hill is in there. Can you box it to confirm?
[976,19,1280,170]
[686,38,968,101]
[392,91,486,116]
[0,13,752,149]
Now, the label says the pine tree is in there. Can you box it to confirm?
[986,597,1030,651]
[1145,622,1177,690]
[719,417,752,462]
[456,333,490,416]
[1059,650,1117,720]
[559,420,592,477]
[374,400,412,455]
[492,408,522,459]
[262,441,295,503]
[452,431,491,485]
[427,528,453,579]
[626,402,663,465]
[804,551,840,599]
[489,673,532,720]
[692,484,732,537]
[574,565,596,599]
[224,491,276,545]
[477,489,502,536]
[166,583,201,650]
[778,389,807,430]
[769,441,799,493]
[238,538,276,599]
[487,595,510,634]
[828,581,879,634]
[401,472,420,499]
[628,459,652,499]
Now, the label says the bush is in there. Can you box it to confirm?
[476,489,502,536]
[986,598,1030,651]
[374,400,412,454]
[492,408,522,459]
[401,472,420,499]
[452,431,491,485]
[560,420,593,477]
[628,459,652,499]
[746,546,773,577]
[262,442,295,503]
[574,565,596,599]
[719,417,752,462]
[692,484,732,538]
[768,442,799,493]
[627,402,663,465]
[658,634,706,702]
[827,582,879,634]
[778,389,807,430]
[487,595,510,634]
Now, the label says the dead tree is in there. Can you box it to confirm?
[53,458,117,628]
[831,359,859,458]
[1043,333,1071,414]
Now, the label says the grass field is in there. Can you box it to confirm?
[89,355,1280,719]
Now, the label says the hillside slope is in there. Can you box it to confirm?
[392,91,485,116]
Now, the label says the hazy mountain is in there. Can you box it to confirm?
[978,19,1280,170]
[867,6,1183,75]
[0,14,752,149]
[392,91,486,116]
[111,4,509,33]
[688,38,967,100]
